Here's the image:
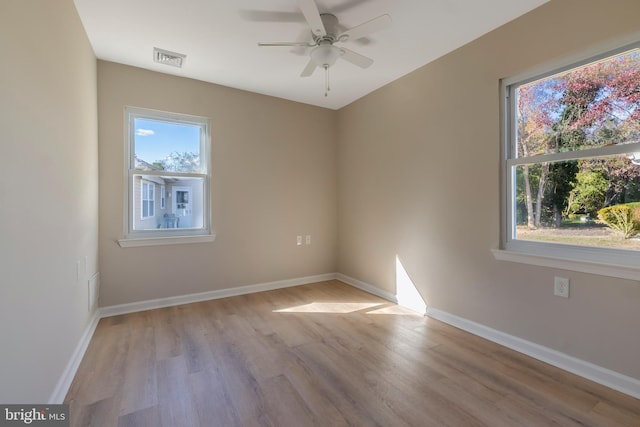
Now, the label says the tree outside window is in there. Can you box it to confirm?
[508,45,640,250]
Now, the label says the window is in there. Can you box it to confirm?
[141,181,155,219]
[122,107,212,245]
[500,42,640,275]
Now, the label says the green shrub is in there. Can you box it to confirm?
[597,205,640,239]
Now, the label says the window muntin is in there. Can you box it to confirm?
[126,107,210,239]
[505,43,640,257]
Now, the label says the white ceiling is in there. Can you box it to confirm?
[73,0,548,110]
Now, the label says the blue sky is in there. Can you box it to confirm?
[134,118,200,164]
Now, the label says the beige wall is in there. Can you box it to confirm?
[0,0,98,402]
[337,0,640,380]
[98,62,337,306]
[2,0,637,403]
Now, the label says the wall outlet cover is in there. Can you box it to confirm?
[554,276,570,298]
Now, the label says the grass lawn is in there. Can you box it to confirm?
[516,225,640,250]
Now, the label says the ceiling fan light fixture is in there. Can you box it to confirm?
[310,45,342,67]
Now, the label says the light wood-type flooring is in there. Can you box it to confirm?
[65,280,640,426]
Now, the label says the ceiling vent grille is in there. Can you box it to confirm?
[153,48,186,68]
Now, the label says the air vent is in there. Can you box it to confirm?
[153,48,186,68]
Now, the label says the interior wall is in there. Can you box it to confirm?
[0,0,99,402]
[337,0,640,380]
[98,61,337,306]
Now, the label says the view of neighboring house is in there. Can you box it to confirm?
[132,157,203,230]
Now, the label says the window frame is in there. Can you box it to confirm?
[497,40,640,280]
[160,185,166,210]
[120,106,215,247]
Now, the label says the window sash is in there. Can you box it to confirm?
[501,41,640,270]
[507,142,640,167]
[128,110,208,174]
[124,107,211,239]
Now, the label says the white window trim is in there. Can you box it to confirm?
[496,38,640,279]
[118,234,216,248]
[120,106,214,247]
[160,185,166,210]
[491,248,640,281]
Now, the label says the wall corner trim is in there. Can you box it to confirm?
[426,307,640,400]
[48,312,100,404]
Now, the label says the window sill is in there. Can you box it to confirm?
[491,248,640,281]
[118,234,216,248]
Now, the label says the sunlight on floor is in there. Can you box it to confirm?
[273,301,422,316]
[395,255,427,314]
[274,302,384,314]
[365,305,422,316]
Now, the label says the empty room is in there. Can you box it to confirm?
[1,0,640,425]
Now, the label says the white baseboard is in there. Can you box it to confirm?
[426,307,640,400]
[336,273,398,303]
[48,311,100,404]
[51,272,640,404]
[338,274,640,400]
[98,273,338,318]
[50,273,337,403]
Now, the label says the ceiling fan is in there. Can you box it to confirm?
[257,0,391,96]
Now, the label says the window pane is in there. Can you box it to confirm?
[514,154,640,250]
[516,49,640,158]
[133,175,205,231]
[134,118,202,173]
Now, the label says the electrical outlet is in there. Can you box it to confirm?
[296,235,302,246]
[554,276,570,298]
[305,235,311,245]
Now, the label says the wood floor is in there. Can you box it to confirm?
[65,280,640,426]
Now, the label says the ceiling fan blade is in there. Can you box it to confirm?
[340,48,374,69]
[300,59,317,77]
[331,0,369,14]
[291,28,314,55]
[339,14,391,42]
[297,0,326,37]
[258,42,314,47]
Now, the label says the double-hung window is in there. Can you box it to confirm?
[499,42,640,278]
[121,107,212,246]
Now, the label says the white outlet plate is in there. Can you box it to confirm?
[554,276,570,298]
[296,235,302,246]
[305,235,311,245]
